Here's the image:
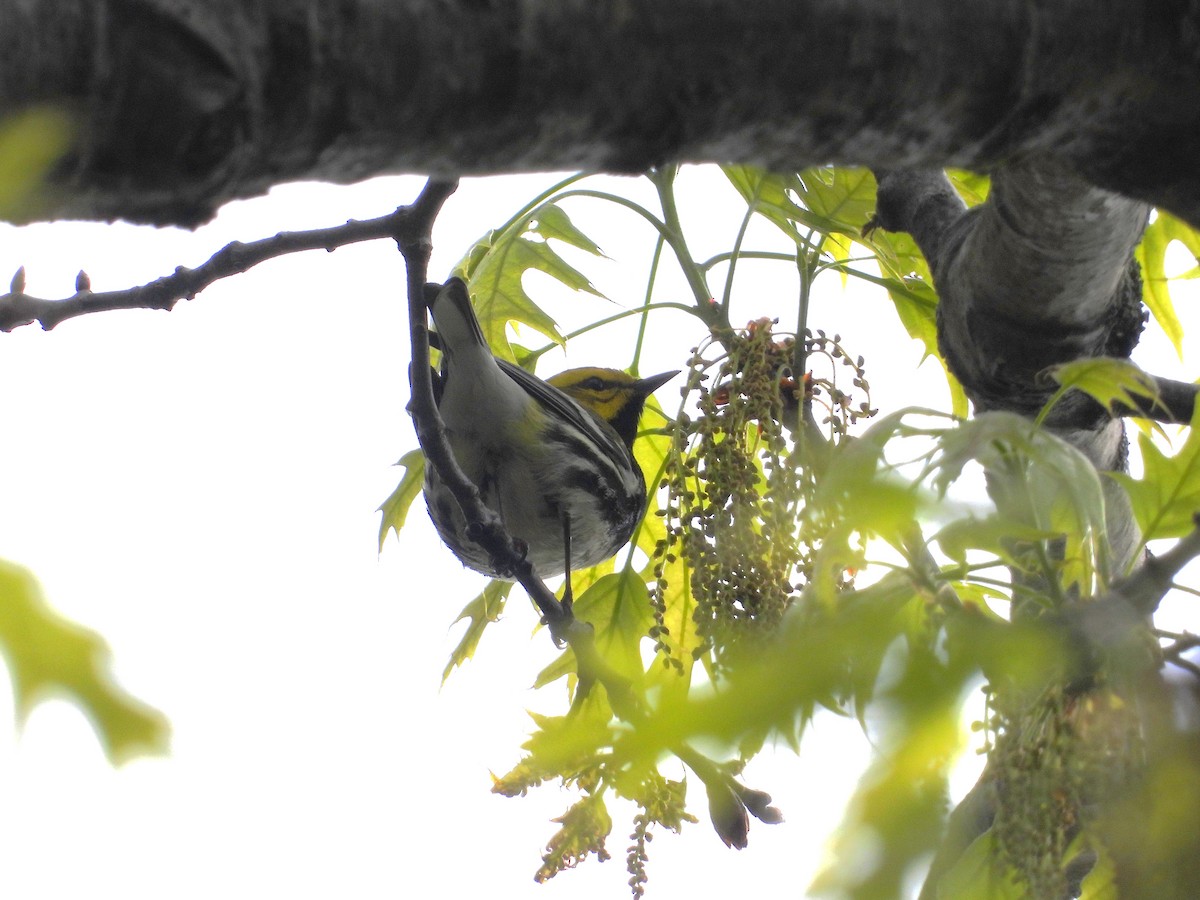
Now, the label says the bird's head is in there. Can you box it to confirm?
[547,367,678,448]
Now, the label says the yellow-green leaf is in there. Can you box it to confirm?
[574,570,653,681]
[453,202,607,361]
[1078,841,1117,900]
[534,793,613,883]
[0,106,74,219]
[934,830,1026,900]
[377,448,426,551]
[1135,212,1196,358]
[721,165,876,243]
[531,204,607,257]
[442,580,513,684]
[0,560,169,764]
[1111,403,1200,542]
[812,671,965,900]
[524,690,617,778]
[720,165,809,246]
[1041,357,1164,427]
[882,275,939,359]
[947,170,991,207]
[792,166,878,233]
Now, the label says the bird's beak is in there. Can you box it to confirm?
[635,370,680,395]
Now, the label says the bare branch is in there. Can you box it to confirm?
[1106,519,1200,619]
[1164,652,1200,681]
[0,203,452,332]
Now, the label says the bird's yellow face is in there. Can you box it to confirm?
[547,367,644,423]
[546,366,677,449]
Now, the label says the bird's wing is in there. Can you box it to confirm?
[496,358,629,461]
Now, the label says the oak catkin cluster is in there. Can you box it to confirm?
[650,319,874,669]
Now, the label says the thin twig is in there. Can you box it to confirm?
[900,524,965,613]
[1104,517,1200,618]
[0,203,455,332]
[1165,654,1200,680]
[1161,631,1200,680]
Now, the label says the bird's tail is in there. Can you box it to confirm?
[428,277,490,357]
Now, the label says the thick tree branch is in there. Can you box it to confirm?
[867,169,967,271]
[1114,375,1198,425]
[6,1,1200,228]
[919,515,1200,900]
[872,160,1166,899]
[878,160,1150,567]
[933,161,1150,414]
[871,169,1196,430]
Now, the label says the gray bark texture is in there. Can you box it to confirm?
[2,0,1199,228]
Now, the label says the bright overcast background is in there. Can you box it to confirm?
[0,169,1194,898]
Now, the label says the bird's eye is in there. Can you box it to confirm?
[579,376,607,391]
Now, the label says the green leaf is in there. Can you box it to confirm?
[442,580,513,683]
[530,204,607,257]
[720,166,811,245]
[534,792,613,883]
[934,831,1025,900]
[0,106,74,219]
[863,220,931,283]
[1135,212,1196,358]
[949,580,1012,615]
[840,574,921,721]
[1111,403,1200,542]
[574,570,654,682]
[1041,357,1165,426]
[523,690,617,780]
[812,650,969,900]
[792,166,878,233]
[609,562,933,764]
[453,201,606,361]
[720,165,876,243]
[811,413,928,555]
[0,559,169,764]
[880,275,939,357]
[532,646,576,690]
[947,170,991,207]
[1077,841,1117,900]
[932,412,1112,592]
[377,448,426,551]
[935,515,1069,566]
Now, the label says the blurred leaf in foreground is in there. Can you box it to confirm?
[0,559,169,764]
[0,106,74,220]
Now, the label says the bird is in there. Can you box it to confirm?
[420,277,677,588]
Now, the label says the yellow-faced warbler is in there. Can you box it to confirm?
[422,277,676,582]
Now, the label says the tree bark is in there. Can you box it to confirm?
[4,0,1199,228]
[872,159,1159,899]
[874,161,1148,562]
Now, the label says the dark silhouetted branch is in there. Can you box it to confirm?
[0,203,453,332]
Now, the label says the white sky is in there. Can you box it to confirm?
[0,169,1193,898]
